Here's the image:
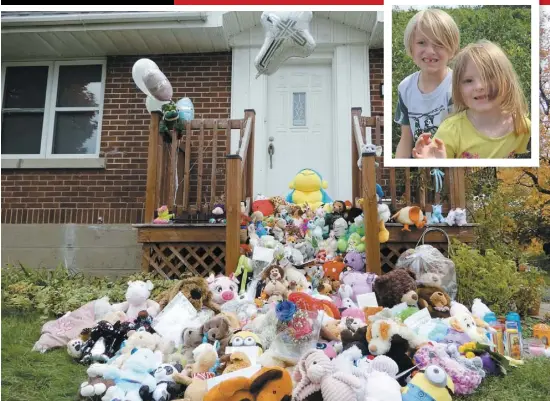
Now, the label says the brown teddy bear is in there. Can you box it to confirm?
[416,283,452,319]
[201,314,234,355]
[181,327,204,365]
[222,351,252,374]
[156,272,221,313]
[373,268,419,308]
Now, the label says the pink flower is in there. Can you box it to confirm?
[289,316,312,339]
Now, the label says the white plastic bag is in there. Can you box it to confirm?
[395,228,458,300]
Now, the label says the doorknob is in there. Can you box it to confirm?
[268,139,275,169]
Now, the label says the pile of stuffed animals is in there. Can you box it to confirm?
[32,239,523,401]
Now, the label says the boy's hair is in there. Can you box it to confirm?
[451,39,530,135]
[404,8,460,59]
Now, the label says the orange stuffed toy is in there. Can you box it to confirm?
[250,367,293,401]
[204,376,254,401]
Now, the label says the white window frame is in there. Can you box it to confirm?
[1,59,107,160]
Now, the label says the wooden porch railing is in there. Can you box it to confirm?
[225,110,256,275]
[351,107,468,275]
[144,110,255,223]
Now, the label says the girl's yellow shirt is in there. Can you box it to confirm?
[433,111,531,159]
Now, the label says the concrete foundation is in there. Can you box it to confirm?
[1,224,141,278]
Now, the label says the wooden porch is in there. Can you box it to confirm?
[134,107,476,279]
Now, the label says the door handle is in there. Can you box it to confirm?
[268,143,275,169]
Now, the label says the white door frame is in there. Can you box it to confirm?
[230,44,371,201]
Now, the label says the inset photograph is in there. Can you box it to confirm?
[385,4,539,166]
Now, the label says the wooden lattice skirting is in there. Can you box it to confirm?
[142,242,226,279]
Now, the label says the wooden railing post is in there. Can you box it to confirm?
[225,155,243,275]
[244,109,256,201]
[361,149,382,275]
[145,112,161,223]
[351,107,362,203]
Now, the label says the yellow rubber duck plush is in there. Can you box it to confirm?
[285,169,332,210]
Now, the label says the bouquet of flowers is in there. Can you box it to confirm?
[268,299,322,363]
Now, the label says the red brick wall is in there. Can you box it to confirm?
[369,48,384,116]
[367,48,390,191]
[1,52,232,224]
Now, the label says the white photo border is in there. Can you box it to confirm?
[383,0,540,168]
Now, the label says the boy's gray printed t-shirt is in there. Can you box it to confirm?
[394,70,453,142]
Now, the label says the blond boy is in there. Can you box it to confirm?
[394,9,460,158]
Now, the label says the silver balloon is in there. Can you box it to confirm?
[254,11,316,78]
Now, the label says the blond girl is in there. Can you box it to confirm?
[413,39,531,159]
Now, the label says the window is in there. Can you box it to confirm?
[292,92,306,127]
[1,60,106,159]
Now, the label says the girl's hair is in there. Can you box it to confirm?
[404,9,460,59]
[451,39,530,135]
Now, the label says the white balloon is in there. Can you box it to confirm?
[254,11,316,78]
[132,58,158,96]
[145,95,169,113]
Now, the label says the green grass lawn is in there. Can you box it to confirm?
[2,310,550,401]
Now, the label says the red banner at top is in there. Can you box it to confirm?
[541,0,550,4]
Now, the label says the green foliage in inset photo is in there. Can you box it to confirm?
[391,5,532,153]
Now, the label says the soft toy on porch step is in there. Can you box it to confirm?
[154,205,175,224]
[391,206,427,232]
[286,169,332,210]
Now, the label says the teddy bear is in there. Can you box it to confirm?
[111,280,161,322]
[222,351,252,374]
[180,326,204,365]
[201,314,235,356]
[99,348,164,401]
[416,283,452,319]
[110,330,166,368]
[372,268,419,308]
[260,265,289,303]
[156,272,221,314]
[173,343,218,401]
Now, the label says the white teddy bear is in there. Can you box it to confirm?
[112,280,161,322]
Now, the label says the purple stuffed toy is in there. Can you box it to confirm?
[344,251,366,272]
[339,271,377,303]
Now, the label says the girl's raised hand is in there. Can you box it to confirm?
[412,133,447,159]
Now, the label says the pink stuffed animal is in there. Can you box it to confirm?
[207,273,239,305]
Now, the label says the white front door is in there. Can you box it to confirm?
[265,62,333,198]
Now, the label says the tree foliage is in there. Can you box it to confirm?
[391,6,532,153]
[462,10,550,267]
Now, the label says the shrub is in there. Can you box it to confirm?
[1,264,175,320]
[450,241,546,316]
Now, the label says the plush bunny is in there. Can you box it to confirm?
[293,349,362,401]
